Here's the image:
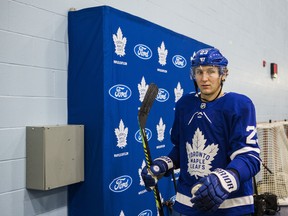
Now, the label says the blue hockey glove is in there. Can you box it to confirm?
[190,168,239,212]
[141,156,174,191]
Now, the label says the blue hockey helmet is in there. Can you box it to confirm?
[191,48,228,75]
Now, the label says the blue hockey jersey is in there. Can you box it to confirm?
[169,92,261,216]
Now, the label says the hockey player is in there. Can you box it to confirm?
[141,48,261,216]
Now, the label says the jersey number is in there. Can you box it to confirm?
[246,126,257,144]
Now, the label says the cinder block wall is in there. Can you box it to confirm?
[1,0,287,215]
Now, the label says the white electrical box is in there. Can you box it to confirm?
[26,125,84,190]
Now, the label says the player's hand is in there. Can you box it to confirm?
[190,168,239,212]
[141,156,173,191]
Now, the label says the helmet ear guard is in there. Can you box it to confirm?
[189,67,195,80]
[220,67,229,77]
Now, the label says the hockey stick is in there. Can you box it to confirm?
[138,83,164,216]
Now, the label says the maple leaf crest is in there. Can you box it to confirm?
[186,128,219,179]
[138,160,146,186]
[119,210,125,216]
[114,119,128,149]
[174,82,183,102]
[112,27,127,57]
[137,76,148,102]
[157,41,168,66]
[156,117,166,142]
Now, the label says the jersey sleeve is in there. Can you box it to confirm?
[226,97,261,182]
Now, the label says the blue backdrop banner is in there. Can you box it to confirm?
[67,6,211,216]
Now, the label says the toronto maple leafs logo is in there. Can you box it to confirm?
[115,119,128,149]
[200,57,205,63]
[138,76,148,102]
[119,210,125,216]
[156,117,166,142]
[158,41,168,66]
[174,82,183,102]
[186,128,219,179]
[138,160,146,186]
[112,27,127,57]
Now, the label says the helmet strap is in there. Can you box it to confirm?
[193,80,199,94]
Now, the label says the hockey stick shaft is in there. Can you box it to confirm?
[138,83,164,216]
[139,126,164,216]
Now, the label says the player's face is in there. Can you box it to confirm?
[194,66,225,101]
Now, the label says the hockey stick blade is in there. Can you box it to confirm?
[138,83,158,129]
[138,83,158,165]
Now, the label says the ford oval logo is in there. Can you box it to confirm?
[138,209,153,216]
[156,88,169,102]
[109,84,132,101]
[135,128,152,143]
[109,175,132,193]
[172,55,187,68]
[134,44,152,60]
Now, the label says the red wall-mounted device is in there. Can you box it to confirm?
[270,63,278,79]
